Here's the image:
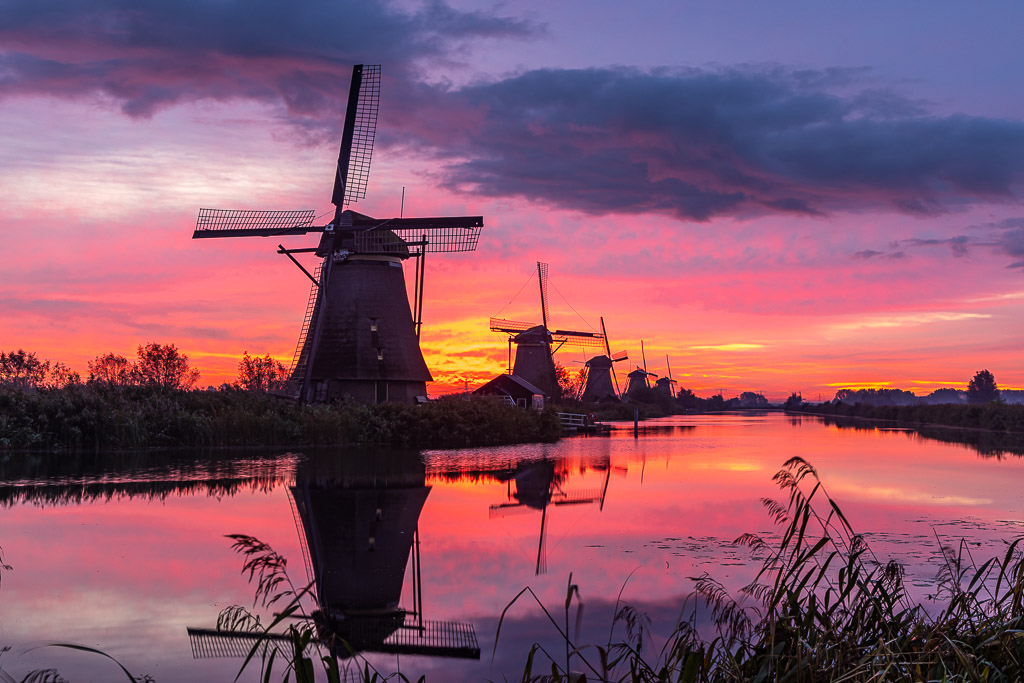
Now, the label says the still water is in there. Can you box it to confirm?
[2,412,1024,681]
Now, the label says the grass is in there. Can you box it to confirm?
[0,385,562,452]
[5,459,1024,681]
[496,457,1024,682]
[205,457,1024,682]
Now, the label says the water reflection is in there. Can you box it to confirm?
[189,449,481,663]
[3,414,1024,681]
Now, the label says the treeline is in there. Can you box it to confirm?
[0,346,561,451]
[787,400,1024,433]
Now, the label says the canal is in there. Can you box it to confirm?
[2,412,1023,680]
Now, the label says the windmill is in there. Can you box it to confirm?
[580,317,628,403]
[654,354,678,399]
[624,340,658,398]
[188,450,480,662]
[490,262,604,399]
[192,65,483,404]
[488,459,609,575]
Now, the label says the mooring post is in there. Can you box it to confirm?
[634,408,639,438]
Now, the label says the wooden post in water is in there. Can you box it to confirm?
[634,408,639,438]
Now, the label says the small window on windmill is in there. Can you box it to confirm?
[369,318,378,332]
[377,348,384,361]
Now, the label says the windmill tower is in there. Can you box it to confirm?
[580,317,628,403]
[192,65,483,404]
[653,355,678,399]
[624,340,658,399]
[490,262,604,399]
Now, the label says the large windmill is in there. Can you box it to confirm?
[580,317,628,403]
[490,262,604,399]
[192,65,483,404]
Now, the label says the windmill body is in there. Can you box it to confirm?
[625,368,656,398]
[581,355,616,402]
[192,65,482,404]
[490,262,603,400]
[581,319,627,403]
[510,325,558,399]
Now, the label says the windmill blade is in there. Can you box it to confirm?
[332,64,381,210]
[551,329,605,348]
[350,216,484,254]
[602,317,622,398]
[488,502,533,517]
[537,262,550,331]
[611,350,628,361]
[192,208,319,239]
[490,317,540,333]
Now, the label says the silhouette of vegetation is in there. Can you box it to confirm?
[236,352,290,392]
[0,382,560,451]
[220,459,1024,681]
[967,368,1000,404]
[789,400,1024,433]
[493,458,1024,681]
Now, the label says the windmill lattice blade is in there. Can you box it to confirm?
[351,217,483,254]
[551,329,606,348]
[490,317,539,333]
[344,64,380,206]
[611,350,628,361]
[193,209,318,238]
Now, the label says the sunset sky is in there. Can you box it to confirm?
[3,0,1024,400]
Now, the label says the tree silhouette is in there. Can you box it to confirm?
[967,369,999,404]
[134,342,199,390]
[237,352,289,392]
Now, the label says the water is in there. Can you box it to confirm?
[2,412,1024,681]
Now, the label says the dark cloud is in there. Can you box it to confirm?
[853,249,883,260]
[902,235,971,257]
[4,3,1024,222]
[408,67,1024,221]
[0,0,538,120]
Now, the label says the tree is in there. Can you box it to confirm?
[134,342,200,390]
[554,362,583,402]
[0,349,50,389]
[739,391,769,408]
[967,369,999,404]
[237,352,289,392]
[88,352,135,386]
[784,392,803,408]
[46,362,82,389]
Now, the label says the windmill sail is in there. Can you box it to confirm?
[191,64,484,404]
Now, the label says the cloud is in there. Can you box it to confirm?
[5,3,1024,223]
[853,249,883,260]
[0,0,538,123]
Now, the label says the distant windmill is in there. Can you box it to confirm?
[654,354,678,399]
[580,317,628,403]
[624,340,658,398]
[192,65,483,404]
[490,262,604,398]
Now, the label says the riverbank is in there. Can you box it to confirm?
[0,385,562,451]
[787,400,1024,433]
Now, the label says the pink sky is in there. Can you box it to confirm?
[2,0,1024,400]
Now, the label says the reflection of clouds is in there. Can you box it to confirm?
[833,484,991,507]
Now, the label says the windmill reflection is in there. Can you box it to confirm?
[189,449,480,663]
[490,458,611,575]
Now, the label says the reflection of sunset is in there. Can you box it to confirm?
[4,415,1024,679]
